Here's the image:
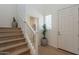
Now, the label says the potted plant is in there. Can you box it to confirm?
[41,24,48,46]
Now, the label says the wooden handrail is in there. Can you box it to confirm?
[23,20,36,35]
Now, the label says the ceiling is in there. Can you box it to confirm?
[25,4,74,15]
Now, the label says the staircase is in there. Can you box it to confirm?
[0,28,30,55]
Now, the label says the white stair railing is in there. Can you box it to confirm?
[24,20,38,54]
[17,17,38,54]
[24,21,36,46]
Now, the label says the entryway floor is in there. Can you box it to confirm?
[38,46,73,55]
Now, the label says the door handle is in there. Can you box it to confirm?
[58,31,60,35]
[58,31,62,35]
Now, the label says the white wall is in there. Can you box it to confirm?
[0,4,17,27]
[46,12,58,48]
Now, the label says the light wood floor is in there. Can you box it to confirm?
[38,46,74,55]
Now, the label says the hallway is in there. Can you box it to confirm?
[38,46,73,55]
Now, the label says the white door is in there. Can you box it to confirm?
[58,6,79,54]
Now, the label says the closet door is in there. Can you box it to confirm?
[58,6,79,54]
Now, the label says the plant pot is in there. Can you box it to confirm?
[12,21,18,28]
[41,38,48,46]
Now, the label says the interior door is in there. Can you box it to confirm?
[58,6,79,54]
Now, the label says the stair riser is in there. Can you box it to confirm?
[0,34,23,38]
[0,31,22,33]
[0,29,21,32]
[0,35,24,41]
[0,38,25,44]
[0,28,21,30]
[0,32,22,35]
[0,39,25,48]
[0,33,23,38]
[3,44,27,53]
[0,28,21,33]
